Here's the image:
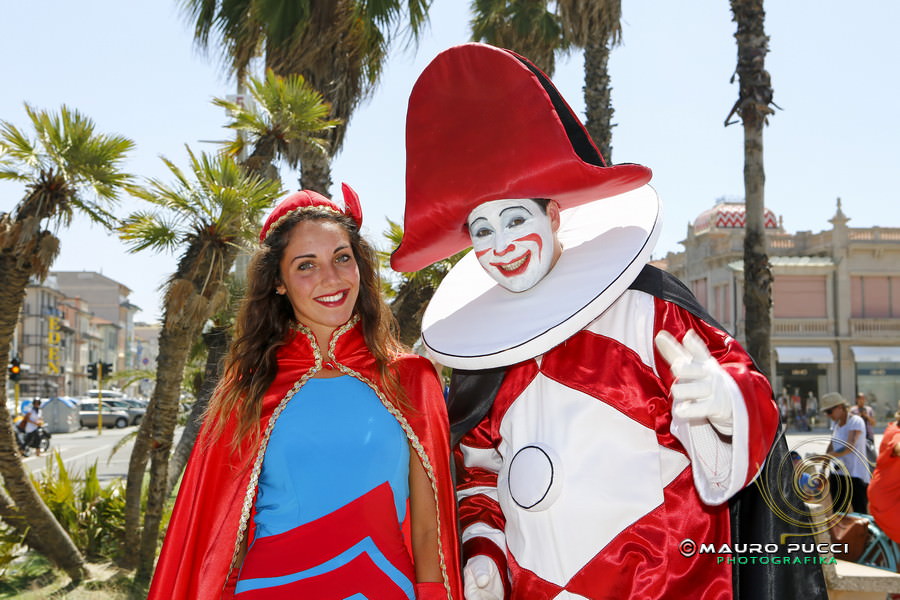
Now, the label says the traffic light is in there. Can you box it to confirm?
[100,362,114,378]
[8,358,21,382]
[87,362,98,380]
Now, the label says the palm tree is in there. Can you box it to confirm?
[165,276,239,497]
[380,220,467,348]
[556,0,622,162]
[0,104,134,582]
[213,68,341,183]
[726,0,776,375]
[470,0,566,75]
[118,149,282,579]
[182,0,430,195]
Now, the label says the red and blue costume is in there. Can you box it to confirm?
[148,318,462,599]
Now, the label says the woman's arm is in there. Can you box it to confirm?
[409,447,442,584]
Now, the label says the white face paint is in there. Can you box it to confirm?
[467,198,558,292]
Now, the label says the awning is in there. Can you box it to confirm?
[775,346,834,364]
[851,346,900,363]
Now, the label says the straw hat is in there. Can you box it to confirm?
[819,392,848,412]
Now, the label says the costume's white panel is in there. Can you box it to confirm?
[460,443,504,473]
[497,374,664,586]
[423,185,662,369]
[553,592,591,600]
[462,522,507,550]
[584,290,656,371]
[658,445,690,488]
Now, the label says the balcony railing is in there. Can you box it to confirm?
[850,318,900,337]
[773,319,834,337]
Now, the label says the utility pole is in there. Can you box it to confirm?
[97,361,104,435]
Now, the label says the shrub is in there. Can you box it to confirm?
[30,452,126,562]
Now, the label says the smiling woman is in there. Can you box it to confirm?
[148,186,462,600]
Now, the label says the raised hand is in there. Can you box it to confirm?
[655,329,734,435]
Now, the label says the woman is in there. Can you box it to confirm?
[148,186,461,600]
[868,402,900,544]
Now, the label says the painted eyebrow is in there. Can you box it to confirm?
[500,206,533,217]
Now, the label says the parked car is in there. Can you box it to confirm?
[99,398,145,425]
[78,401,130,429]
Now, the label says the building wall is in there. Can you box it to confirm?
[660,200,900,422]
[52,271,141,374]
[13,273,141,400]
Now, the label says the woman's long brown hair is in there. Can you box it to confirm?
[205,207,406,452]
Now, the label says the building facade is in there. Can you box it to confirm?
[52,271,141,374]
[12,272,144,400]
[658,199,900,423]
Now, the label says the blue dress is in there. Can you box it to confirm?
[235,376,415,599]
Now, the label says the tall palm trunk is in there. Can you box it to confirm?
[135,323,205,581]
[390,280,435,349]
[123,292,216,574]
[165,325,231,496]
[583,38,614,162]
[299,143,334,196]
[125,244,235,580]
[729,0,775,375]
[0,486,54,558]
[0,243,87,582]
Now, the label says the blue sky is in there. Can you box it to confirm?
[2,1,898,321]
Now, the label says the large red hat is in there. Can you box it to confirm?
[390,43,652,272]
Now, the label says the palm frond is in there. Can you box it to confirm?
[556,0,622,47]
[120,211,183,253]
[124,148,282,258]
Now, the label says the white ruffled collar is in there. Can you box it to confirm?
[422,185,661,369]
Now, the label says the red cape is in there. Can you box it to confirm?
[149,318,462,599]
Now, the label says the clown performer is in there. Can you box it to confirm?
[392,44,825,600]
[149,187,462,600]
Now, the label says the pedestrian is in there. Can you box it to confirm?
[849,391,877,463]
[867,401,900,544]
[807,391,818,428]
[822,392,871,514]
[149,187,461,600]
[777,388,790,426]
[390,43,810,600]
[22,399,44,457]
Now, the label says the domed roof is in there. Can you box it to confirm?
[693,201,778,233]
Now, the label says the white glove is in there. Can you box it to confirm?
[655,329,734,435]
[464,555,504,600]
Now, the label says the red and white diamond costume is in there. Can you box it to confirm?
[455,283,778,600]
[390,43,809,600]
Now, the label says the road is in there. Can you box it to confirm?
[786,424,886,458]
[22,426,183,483]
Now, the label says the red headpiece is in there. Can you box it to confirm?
[259,183,363,243]
[390,43,652,272]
